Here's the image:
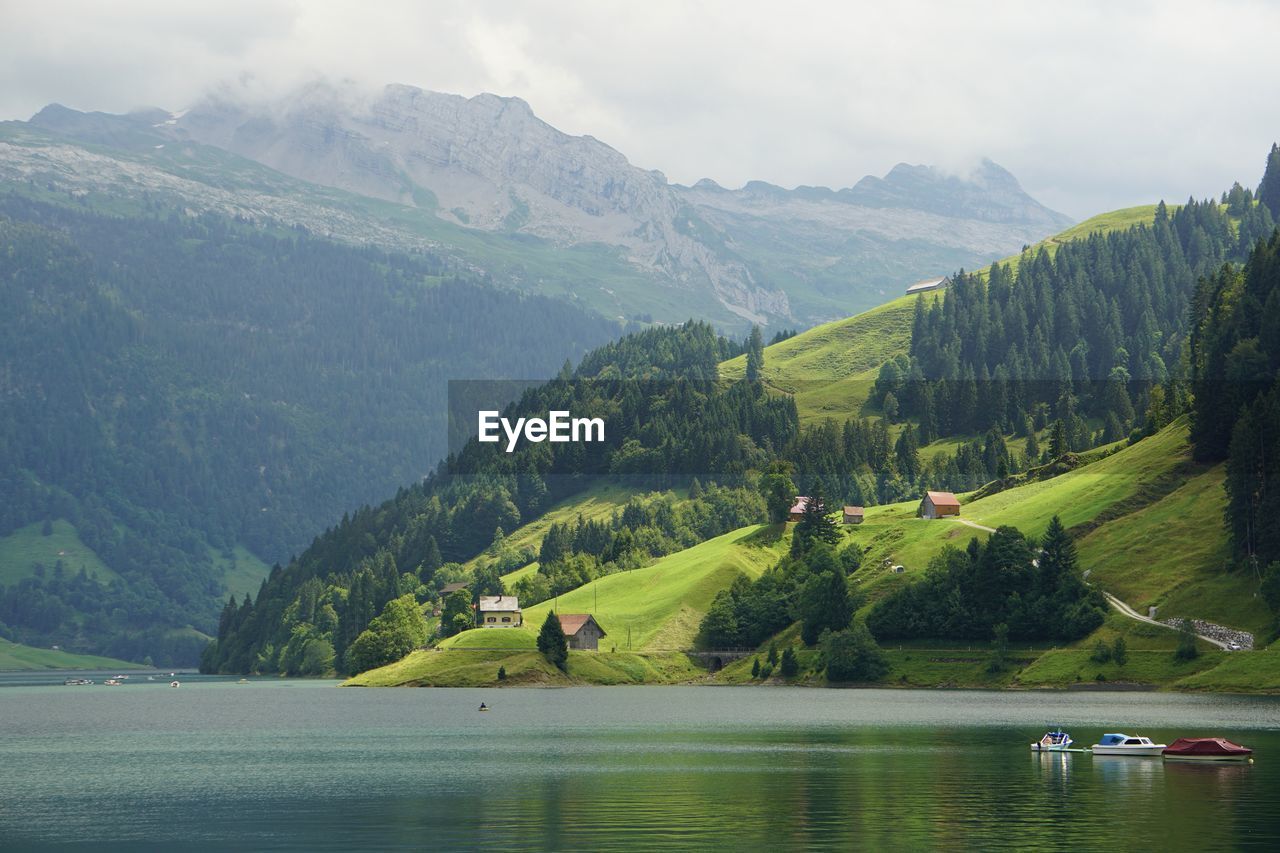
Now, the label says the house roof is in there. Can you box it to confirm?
[789,496,811,515]
[842,505,864,515]
[925,491,960,507]
[477,595,520,612]
[558,613,606,637]
[440,582,468,595]
[906,276,949,294]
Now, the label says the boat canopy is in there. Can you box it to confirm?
[1098,733,1129,745]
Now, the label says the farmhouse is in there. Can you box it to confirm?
[558,614,608,651]
[842,506,865,525]
[477,595,522,627]
[919,491,961,519]
[788,496,811,522]
[905,275,951,295]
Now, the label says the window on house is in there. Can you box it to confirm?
[501,617,511,623]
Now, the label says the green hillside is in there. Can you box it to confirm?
[519,525,785,651]
[0,638,141,671]
[0,520,119,586]
[352,417,1276,690]
[722,205,1162,424]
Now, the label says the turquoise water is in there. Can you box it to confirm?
[3,674,1280,850]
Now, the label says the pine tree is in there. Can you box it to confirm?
[745,325,765,384]
[796,484,841,547]
[1258,142,1280,219]
[537,611,569,670]
[780,646,799,677]
[751,657,761,678]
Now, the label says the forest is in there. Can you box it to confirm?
[0,195,624,660]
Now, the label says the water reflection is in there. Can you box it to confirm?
[3,684,1280,850]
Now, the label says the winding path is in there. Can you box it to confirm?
[940,518,1235,651]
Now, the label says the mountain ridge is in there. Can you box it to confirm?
[19,80,1071,328]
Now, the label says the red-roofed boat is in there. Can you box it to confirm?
[1162,738,1253,762]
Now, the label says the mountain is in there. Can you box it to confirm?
[12,80,1071,328]
[0,196,622,664]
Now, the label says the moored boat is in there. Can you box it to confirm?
[1031,730,1074,752]
[1090,733,1166,756]
[1163,738,1252,762]
[169,680,181,688]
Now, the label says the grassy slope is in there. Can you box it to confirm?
[518,524,786,651]
[0,520,119,586]
[0,637,141,671]
[470,482,639,582]
[722,205,1161,425]
[0,518,269,599]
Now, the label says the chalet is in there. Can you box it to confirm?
[905,276,951,296]
[842,506,865,525]
[477,595,522,627]
[919,491,961,519]
[558,614,608,651]
[439,582,469,598]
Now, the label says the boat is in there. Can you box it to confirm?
[169,680,181,688]
[1090,733,1166,756]
[1031,730,1074,752]
[63,678,93,686]
[103,679,122,686]
[1163,737,1253,762]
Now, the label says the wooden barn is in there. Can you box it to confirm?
[919,491,961,519]
[906,275,951,295]
[842,506,865,525]
[558,614,607,651]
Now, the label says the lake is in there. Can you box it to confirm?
[3,674,1280,850]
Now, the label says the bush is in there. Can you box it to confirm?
[1090,639,1112,664]
[497,665,507,681]
[1175,620,1199,661]
[759,662,775,679]
[822,623,888,683]
[1111,636,1128,666]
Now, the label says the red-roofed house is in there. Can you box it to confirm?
[919,491,961,519]
[558,614,607,651]
[788,497,811,522]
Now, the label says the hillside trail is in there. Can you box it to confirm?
[941,518,1235,651]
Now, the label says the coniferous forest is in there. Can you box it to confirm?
[0,196,623,662]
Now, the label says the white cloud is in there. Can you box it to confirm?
[1,0,1277,217]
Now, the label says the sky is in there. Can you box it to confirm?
[2,0,1278,219]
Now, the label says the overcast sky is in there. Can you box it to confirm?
[2,0,1278,218]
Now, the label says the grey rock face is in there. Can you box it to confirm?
[20,81,1072,327]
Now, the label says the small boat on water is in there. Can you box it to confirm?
[103,679,122,686]
[1091,733,1166,756]
[1031,730,1074,752]
[1163,737,1253,762]
[169,680,181,688]
[63,678,93,686]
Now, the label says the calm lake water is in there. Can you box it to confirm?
[3,674,1280,851]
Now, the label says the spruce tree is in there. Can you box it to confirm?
[1258,142,1280,219]
[537,611,569,670]
[745,325,765,384]
[796,484,841,547]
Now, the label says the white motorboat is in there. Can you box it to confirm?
[1031,730,1074,752]
[1090,733,1166,756]
[169,680,181,688]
